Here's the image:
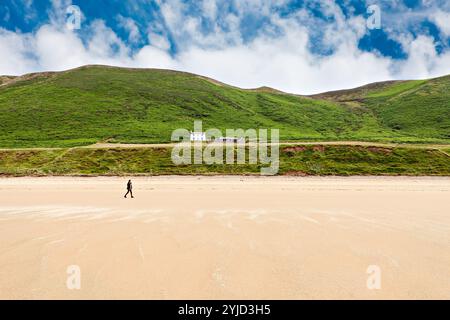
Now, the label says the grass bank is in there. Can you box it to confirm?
[1,144,449,176]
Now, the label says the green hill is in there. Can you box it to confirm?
[314,76,450,139]
[0,65,449,148]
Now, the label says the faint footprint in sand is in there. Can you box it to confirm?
[226,221,238,231]
[212,267,226,288]
[159,289,169,299]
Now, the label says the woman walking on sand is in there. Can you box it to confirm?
[124,179,134,198]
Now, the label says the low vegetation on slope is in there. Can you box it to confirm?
[0,76,16,86]
[364,77,450,139]
[1,145,449,176]
[0,65,449,148]
[315,76,450,141]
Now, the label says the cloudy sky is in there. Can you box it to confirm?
[0,0,449,94]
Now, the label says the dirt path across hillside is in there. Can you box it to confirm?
[2,141,449,151]
[89,141,450,150]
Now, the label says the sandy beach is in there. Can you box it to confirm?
[0,176,449,299]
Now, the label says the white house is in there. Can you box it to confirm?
[190,132,207,141]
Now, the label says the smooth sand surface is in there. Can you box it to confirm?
[0,176,449,299]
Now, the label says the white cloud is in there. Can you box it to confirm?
[433,10,450,37]
[34,25,88,70]
[133,45,175,69]
[201,0,218,21]
[147,32,171,51]
[117,15,140,43]
[0,28,38,75]
[170,24,394,94]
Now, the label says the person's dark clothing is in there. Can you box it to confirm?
[124,181,133,198]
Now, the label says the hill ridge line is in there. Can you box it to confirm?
[1,64,449,96]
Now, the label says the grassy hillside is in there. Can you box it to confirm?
[364,77,450,139]
[314,76,450,141]
[0,65,449,148]
[1,144,449,176]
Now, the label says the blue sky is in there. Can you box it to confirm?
[0,0,449,93]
